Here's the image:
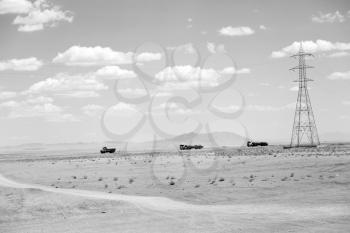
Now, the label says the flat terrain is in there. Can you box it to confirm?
[0,143,350,232]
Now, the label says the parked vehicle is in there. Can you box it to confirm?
[179,144,203,150]
[247,141,268,147]
[100,147,116,153]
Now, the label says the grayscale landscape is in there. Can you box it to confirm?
[1,0,350,232]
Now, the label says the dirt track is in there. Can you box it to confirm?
[1,144,350,232]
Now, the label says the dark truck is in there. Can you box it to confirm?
[100,147,116,154]
[247,141,268,147]
[179,144,203,150]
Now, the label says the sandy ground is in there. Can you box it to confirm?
[0,144,350,232]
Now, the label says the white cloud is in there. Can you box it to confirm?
[95,66,137,79]
[311,11,346,23]
[13,7,73,32]
[135,52,162,62]
[155,66,220,90]
[56,91,100,98]
[0,100,18,108]
[0,0,73,32]
[0,57,43,71]
[0,96,78,122]
[53,46,133,66]
[207,42,226,54]
[259,25,267,30]
[105,102,138,116]
[82,104,104,117]
[0,0,32,14]
[173,43,196,54]
[328,71,350,80]
[219,26,255,36]
[220,67,251,75]
[25,73,108,95]
[0,91,17,99]
[271,40,350,58]
[154,65,250,90]
[328,51,350,58]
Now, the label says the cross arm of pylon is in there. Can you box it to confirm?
[293,79,314,82]
[289,65,314,71]
[290,52,314,58]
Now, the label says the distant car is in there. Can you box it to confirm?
[247,141,268,147]
[100,147,116,154]
[179,144,203,150]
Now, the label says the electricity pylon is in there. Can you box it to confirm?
[289,43,320,147]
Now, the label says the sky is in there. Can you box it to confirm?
[0,0,349,146]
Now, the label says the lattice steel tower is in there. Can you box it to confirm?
[289,43,320,147]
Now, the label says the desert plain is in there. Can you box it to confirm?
[0,143,350,233]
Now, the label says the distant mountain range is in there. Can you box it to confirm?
[0,132,247,152]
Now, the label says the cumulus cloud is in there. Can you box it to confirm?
[327,71,350,80]
[135,52,162,62]
[0,96,77,121]
[155,65,250,90]
[155,66,219,90]
[0,0,73,32]
[207,42,226,54]
[0,91,17,99]
[95,66,137,79]
[24,73,108,96]
[55,91,100,98]
[0,0,32,14]
[0,57,43,71]
[311,11,346,23]
[220,67,251,75]
[271,40,350,58]
[167,43,196,55]
[327,51,350,58]
[53,46,133,66]
[259,25,267,30]
[219,26,255,36]
[104,102,138,117]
